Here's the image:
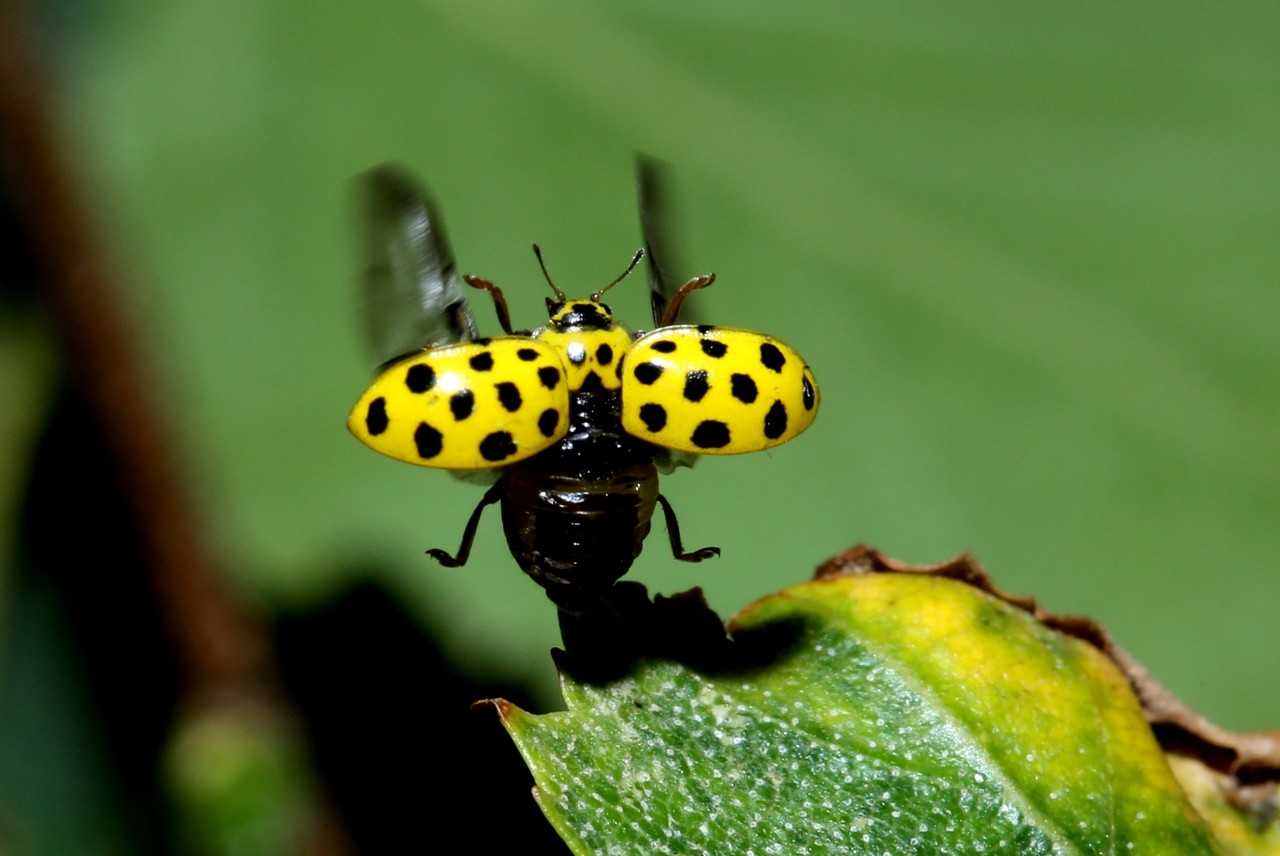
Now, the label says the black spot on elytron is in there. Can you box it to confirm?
[517,348,540,362]
[760,343,786,372]
[538,366,561,390]
[802,375,816,410]
[764,400,788,439]
[615,359,623,379]
[365,397,389,435]
[691,420,730,449]
[650,339,677,354]
[405,364,435,393]
[496,382,522,412]
[470,351,495,372]
[700,338,728,358]
[414,422,443,459]
[697,324,714,335]
[578,371,606,394]
[639,403,667,432]
[633,362,663,385]
[450,389,475,421]
[479,431,517,462]
[596,343,614,365]
[730,373,758,404]
[538,408,559,437]
[473,337,492,346]
[683,370,709,402]
[566,342,586,365]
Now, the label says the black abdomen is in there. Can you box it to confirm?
[499,390,659,613]
[500,458,658,613]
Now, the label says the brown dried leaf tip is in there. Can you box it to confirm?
[816,544,1280,817]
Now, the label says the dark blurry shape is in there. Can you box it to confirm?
[13,387,182,852]
[0,170,39,307]
[275,582,568,853]
[20,386,185,752]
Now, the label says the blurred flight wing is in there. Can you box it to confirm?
[636,154,685,329]
[360,165,478,368]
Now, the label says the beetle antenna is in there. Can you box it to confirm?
[592,248,645,301]
[532,243,567,302]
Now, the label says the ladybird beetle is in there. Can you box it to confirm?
[348,163,819,613]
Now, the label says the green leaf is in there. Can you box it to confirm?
[495,573,1224,854]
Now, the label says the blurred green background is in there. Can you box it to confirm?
[3,0,1278,850]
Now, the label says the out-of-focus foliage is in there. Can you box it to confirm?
[164,704,316,856]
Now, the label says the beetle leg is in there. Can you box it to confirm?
[656,493,720,562]
[658,273,716,327]
[462,274,516,335]
[427,481,504,567]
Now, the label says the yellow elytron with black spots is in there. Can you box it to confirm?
[349,164,819,613]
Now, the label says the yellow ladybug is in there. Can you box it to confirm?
[349,163,819,613]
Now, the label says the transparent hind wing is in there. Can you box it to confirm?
[636,155,683,329]
[361,164,478,367]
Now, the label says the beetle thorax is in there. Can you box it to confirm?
[536,299,634,395]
